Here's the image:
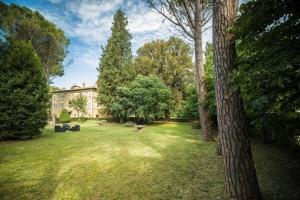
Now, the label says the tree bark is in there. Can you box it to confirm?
[216,136,222,155]
[195,0,213,141]
[212,0,262,199]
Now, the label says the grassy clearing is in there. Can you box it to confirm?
[0,121,299,200]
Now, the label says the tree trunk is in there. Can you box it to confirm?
[216,136,222,155]
[212,0,262,199]
[195,0,213,141]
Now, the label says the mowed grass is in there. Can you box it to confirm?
[0,121,299,200]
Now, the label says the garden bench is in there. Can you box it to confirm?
[55,126,65,132]
[54,124,80,132]
[136,125,145,133]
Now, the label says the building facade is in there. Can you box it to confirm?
[51,84,106,118]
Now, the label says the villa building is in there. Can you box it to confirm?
[51,83,106,118]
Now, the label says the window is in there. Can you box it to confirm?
[60,94,64,100]
[68,94,71,101]
[87,102,92,110]
[53,103,56,110]
[88,92,92,98]
[59,103,64,109]
[53,95,56,100]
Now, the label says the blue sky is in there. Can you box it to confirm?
[4,0,212,88]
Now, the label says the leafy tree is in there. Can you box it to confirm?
[131,76,172,123]
[149,0,214,140]
[134,37,194,108]
[204,43,217,123]
[59,109,70,123]
[97,9,134,113]
[69,95,87,121]
[234,0,300,146]
[49,86,62,92]
[178,86,199,119]
[113,76,172,124]
[0,38,49,139]
[0,2,70,84]
[111,86,134,123]
[179,43,216,122]
[212,0,262,198]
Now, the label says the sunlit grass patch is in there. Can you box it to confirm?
[0,121,299,200]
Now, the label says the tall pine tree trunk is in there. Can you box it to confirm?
[195,0,213,141]
[212,0,262,199]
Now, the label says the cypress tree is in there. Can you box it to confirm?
[97,9,134,113]
[0,38,49,139]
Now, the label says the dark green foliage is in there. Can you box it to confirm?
[234,0,300,146]
[178,43,216,122]
[0,39,49,139]
[0,2,69,84]
[134,37,194,109]
[178,86,199,120]
[59,109,70,123]
[111,86,134,123]
[112,76,172,124]
[203,43,217,124]
[97,9,134,113]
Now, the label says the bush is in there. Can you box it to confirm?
[112,75,172,124]
[0,39,49,139]
[59,109,70,123]
[178,86,199,120]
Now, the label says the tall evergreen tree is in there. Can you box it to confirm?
[0,38,49,139]
[97,9,133,113]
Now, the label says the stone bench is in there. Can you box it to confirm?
[136,125,145,133]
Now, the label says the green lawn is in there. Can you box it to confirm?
[0,121,299,200]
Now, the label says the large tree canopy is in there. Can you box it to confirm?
[234,0,300,145]
[97,9,134,113]
[0,2,70,84]
[134,37,194,107]
[112,75,172,123]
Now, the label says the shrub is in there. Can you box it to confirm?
[0,39,49,139]
[59,109,70,123]
[113,75,172,124]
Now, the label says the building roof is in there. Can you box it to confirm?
[52,87,97,94]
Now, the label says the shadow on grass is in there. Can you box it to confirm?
[0,122,299,200]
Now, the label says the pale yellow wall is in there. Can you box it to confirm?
[51,88,107,119]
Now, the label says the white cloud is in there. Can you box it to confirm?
[72,15,113,44]
[73,47,99,69]
[129,11,167,34]
[75,0,121,21]
[47,0,62,4]
[42,0,176,45]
